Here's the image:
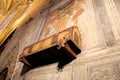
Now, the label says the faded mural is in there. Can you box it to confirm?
[41,0,84,39]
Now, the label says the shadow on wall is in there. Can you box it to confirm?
[20,48,81,75]
[0,67,8,80]
[20,53,75,75]
[21,65,32,76]
[20,41,81,75]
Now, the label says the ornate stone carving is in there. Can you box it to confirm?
[89,61,120,80]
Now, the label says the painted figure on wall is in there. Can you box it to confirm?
[41,0,84,39]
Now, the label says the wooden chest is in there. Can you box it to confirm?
[19,26,81,67]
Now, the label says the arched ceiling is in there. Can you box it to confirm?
[0,0,55,46]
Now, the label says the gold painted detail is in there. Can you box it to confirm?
[72,27,81,48]
[32,42,42,54]
[0,0,30,24]
[21,26,81,57]
[0,0,54,46]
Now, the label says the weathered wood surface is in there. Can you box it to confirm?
[19,26,81,67]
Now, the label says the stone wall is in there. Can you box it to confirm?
[0,0,120,80]
[0,6,49,80]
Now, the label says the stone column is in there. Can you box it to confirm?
[78,0,107,52]
[104,0,120,45]
[93,0,115,47]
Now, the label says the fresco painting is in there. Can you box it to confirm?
[41,0,84,39]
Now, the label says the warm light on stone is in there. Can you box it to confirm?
[0,0,53,46]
